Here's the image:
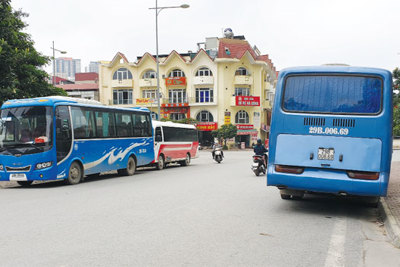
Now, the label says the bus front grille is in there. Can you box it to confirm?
[333,119,355,127]
[6,166,31,172]
[304,117,325,126]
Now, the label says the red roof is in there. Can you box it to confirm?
[56,84,99,91]
[217,38,258,60]
[52,76,73,84]
[75,72,98,82]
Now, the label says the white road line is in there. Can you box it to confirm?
[324,217,347,267]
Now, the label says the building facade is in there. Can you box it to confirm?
[99,34,277,147]
[55,57,81,80]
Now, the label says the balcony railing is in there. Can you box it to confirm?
[161,98,189,107]
[193,76,214,85]
[111,79,134,88]
[188,97,216,105]
[234,75,253,85]
[139,78,157,87]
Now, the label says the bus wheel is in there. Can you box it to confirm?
[180,153,191,166]
[17,181,33,187]
[66,161,83,185]
[119,156,136,176]
[280,192,291,200]
[156,155,165,170]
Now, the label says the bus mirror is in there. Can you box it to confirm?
[155,134,162,142]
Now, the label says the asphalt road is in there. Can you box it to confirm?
[1,150,399,266]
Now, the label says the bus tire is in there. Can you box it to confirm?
[118,156,136,176]
[280,193,291,200]
[66,161,83,185]
[156,155,165,170]
[180,153,191,166]
[17,181,33,187]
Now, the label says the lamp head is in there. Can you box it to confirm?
[180,4,190,8]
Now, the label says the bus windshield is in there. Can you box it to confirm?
[282,75,382,114]
[0,106,53,155]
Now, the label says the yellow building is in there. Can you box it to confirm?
[99,34,277,147]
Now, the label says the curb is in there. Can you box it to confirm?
[378,197,400,248]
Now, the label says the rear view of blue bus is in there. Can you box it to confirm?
[267,66,393,199]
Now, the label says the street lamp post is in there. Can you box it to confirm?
[50,41,67,85]
[149,1,189,120]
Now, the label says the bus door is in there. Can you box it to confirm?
[55,106,72,163]
[154,126,163,159]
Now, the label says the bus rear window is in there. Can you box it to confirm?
[282,75,382,114]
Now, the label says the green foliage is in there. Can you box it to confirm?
[393,68,400,136]
[0,0,66,106]
[211,123,237,147]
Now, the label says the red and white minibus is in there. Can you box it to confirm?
[152,121,199,170]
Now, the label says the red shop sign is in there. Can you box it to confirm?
[165,77,187,87]
[196,122,218,131]
[235,96,260,106]
[236,124,254,130]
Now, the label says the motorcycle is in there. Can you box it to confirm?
[251,152,268,176]
[213,147,223,163]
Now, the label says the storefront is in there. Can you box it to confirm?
[196,122,217,147]
[235,124,258,148]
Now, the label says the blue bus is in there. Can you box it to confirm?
[0,96,154,186]
[267,66,393,200]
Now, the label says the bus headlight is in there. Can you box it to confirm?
[0,164,3,171]
[35,161,52,170]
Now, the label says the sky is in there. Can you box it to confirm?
[11,0,400,73]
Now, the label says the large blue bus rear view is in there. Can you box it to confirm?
[267,66,393,199]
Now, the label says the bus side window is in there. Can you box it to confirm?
[155,127,162,142]
[55,106,72,162]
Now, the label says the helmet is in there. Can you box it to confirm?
[257,139,262,145]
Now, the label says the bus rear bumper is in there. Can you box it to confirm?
[267,166,389,197]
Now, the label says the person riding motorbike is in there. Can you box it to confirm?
[253,139,268,166]
[212,142,224,159]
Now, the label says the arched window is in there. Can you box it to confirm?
[196,67,213,76]
[142,70,156,79]
[113,68,133,80]
[235,110,249,124]
[196,110,214,122]
[235,67,249,76]
[168,69,185,78]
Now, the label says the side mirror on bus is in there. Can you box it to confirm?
[155,134,162,142]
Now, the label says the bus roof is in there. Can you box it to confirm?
[1,96,150,113]
[152,120,196,129]
[278,66,392,79]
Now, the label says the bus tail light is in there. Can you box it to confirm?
[347,171,379,180]
[275,165,304,174]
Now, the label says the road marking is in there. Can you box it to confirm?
[324,217,347,267]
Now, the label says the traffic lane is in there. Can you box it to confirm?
[0,150,385,266]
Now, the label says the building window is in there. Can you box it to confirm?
[168,89,187,103]
[113,68,133,80]
[168,69,185,78]
[195,88,214,103]
[142,70,156,79]
[142,89,156,99]
[170,113,186,121]
[196,67,213,76]
[235,110,249,124]
[235,87,250,96]
[196,110,214,122]
[113,89,133,105]
[235,67,249,76]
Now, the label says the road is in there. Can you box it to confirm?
[0,150,399,266]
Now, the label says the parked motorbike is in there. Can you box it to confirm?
[251,152,268,176]
[213,147,223,163]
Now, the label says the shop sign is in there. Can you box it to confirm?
[236,124,254,130]
[196,122,218,131]
[161,107,189,114]
[235,96,260,106]
[136,98,155,105]
[237,129,258,136]
[224,116,231,124]
[261,123,270,132]
[165,77,186,87]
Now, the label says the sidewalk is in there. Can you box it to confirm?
[379,161,400,248]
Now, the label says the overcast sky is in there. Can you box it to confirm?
[11,0,400,73]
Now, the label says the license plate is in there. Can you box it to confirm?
[318,148,334,160]
[10,173,27,181]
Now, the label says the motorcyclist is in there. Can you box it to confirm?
[253,139,268,166]
[212,142,224,159]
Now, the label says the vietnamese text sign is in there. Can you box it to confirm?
[165,77,187,87]
[235,96,260,106]
[196,122,218,131]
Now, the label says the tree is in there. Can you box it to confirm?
[211,123,237,148]
[0,0,66,105]
[393,68,400,136]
